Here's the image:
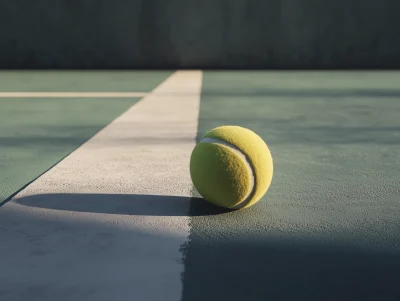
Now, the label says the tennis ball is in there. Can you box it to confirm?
[190,125,273,210]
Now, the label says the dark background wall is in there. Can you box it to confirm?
[1,0,400,69]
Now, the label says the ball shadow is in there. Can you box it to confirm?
[15,193,230,217]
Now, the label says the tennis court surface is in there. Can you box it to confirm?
[1,70,400,301]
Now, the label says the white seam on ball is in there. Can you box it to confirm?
[199,137,256,209]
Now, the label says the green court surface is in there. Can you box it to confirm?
[0,71,172,92]
[0,98,140,205]
[0,71,399,301]
[182,71,400,301]
[0,71,171,205]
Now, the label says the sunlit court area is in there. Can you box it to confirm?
[1,2,400,301]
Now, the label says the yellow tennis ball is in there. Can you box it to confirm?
[190,125,273,210]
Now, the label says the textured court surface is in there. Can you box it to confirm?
[1,71,400,301]
[183,72,400,301]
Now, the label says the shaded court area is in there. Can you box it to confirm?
[182,71,400,301]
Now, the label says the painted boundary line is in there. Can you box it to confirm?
[0,92,148,98]
[0,70,202,301]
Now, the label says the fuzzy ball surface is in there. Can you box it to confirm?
[190,125,273,209]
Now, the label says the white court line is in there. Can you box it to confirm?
[0,71,202,301]
[0,92,148,98]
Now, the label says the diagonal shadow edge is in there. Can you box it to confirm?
[13,193,230,217]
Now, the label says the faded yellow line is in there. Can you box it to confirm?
[0,92,148,98]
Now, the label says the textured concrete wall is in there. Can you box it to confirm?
[1,0,400,68]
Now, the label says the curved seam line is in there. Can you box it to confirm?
[199,137,256,209]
